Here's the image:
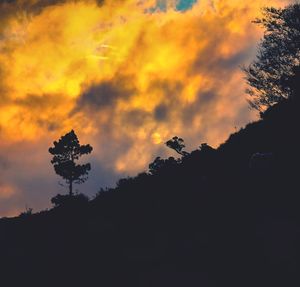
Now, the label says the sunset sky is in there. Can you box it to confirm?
[0,0,291,217]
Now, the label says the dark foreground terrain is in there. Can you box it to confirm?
[1,98,300,287]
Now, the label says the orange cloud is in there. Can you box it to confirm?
[0,184,16,199]
[0,0,291,216]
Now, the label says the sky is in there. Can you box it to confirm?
[0,0,291,217]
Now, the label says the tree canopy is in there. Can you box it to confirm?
[49,130,93,195]
[244,4,300,111]
[165,136,189,156]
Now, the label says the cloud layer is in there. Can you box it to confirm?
[0,0,291,216]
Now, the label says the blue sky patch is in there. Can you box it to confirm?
[176,0,197,11]
[147,0,197,13]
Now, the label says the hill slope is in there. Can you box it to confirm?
[1,98,300,287]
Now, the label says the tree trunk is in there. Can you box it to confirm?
[69,180,73,196]
[70,153,74,196]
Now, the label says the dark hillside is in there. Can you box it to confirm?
[1,98,300,287]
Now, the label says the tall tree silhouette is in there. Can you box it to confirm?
[49,130,93,195]
[244,4,300,111]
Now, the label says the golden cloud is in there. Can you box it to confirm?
[0,0,291,215]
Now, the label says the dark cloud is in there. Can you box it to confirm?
[150,80,184,99]
[0,0,105,35]
[0,156,9,170]
[13,94,63,131]
[15,93,62,109]
[199,90,218,103]
[181,91,217,125]
[36,119,61,132]
[0,65,12,107]
[154,104,168,121]
[122,109,150,127]
[0,0,105,15]
[74,79,135,113]
[148,80,184,122]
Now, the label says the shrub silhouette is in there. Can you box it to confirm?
[19,206,33,217]
[51,193,89,207]
[148,156,178,175]
[165,136,189,156]
[49,130,93,195]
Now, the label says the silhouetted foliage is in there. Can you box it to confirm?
[165,136,189,156]
[19,206,33,218]
[51,193,89,207]
[148,156,178,175]
[49,130,93,195]
[244,4,300,111]
[199,142,214,152]
[282,65,300,101]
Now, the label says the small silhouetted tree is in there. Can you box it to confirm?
[165,136,189,156]
[49,130,93,196]
[244,4,300,111]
